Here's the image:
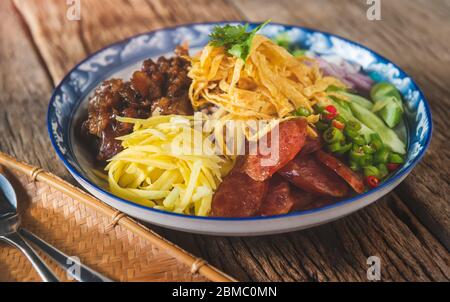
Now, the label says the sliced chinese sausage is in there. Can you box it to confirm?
[297,135,323,157]
[279,155,349,197]
[315,150,365,194]
[257,175,294,216]
[290,186,337,212]
[242,118,308,182]
[289,187,317,211]
[301,196,338,211]
[211,169,269,218]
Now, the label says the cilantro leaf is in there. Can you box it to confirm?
[209,20,270,61]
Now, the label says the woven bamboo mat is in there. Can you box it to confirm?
[0,152,235,282]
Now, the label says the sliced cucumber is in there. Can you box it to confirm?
[370,82,404,128]
[349,102,406,154]
[337,91,374,110]
[330,98,374,141]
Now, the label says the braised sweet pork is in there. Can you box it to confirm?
[82,46,193,161]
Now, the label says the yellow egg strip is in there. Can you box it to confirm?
[188,34,347,139]
[106,115,233,216]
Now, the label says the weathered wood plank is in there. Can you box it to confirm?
[0,0,68,179]
[7,0,450,281]
[159,194,450,281]
[231,0,450,250]
[14,0,242,83]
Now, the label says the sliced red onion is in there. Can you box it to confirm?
[315,57,374,91]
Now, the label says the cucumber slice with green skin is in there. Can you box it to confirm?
[371,82,404,128]
[349,102,406,155]
[330,98,374,142]
[379,102,403,128]
[371,82,403,105]
[337,91,374,110]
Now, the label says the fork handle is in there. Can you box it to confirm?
[20,229,112,282]
[1,232,59,282]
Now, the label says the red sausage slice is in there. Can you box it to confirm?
[279,155,349,197]
[211,169,269,217]
[315,150,365,194]
[257,175,294,216]
[242,118,308,182]
[301,197,338,211]
[290,187,337,211]
[289,187,316,211]
[297,135,323,157]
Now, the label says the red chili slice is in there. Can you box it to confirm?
[366,175,380,188]
[324,105,338,120]
[387,163,400,172]
[314,150,365,194]
[325,105,337,114]
[332,119,345,130]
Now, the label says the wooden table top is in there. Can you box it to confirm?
[1,0,449,281]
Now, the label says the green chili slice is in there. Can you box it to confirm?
[362,144,376,154]
[374,148,390,164]
[360,154,373,166]
[352,135,366,146]
[349,161,361,172]
[347,120,362,132]
[344,127,359,139]
[295,107,311,117]
[323,127,344,144]
[363,165,380,177]
[327,142,342,153]
[389,153,404,164]
[335,142,352,155]
[377,164,389,178]
[315,121,329,131]
[369,133,384,151]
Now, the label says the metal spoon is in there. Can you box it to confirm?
[0,173,59,282]
[0,171,112,282]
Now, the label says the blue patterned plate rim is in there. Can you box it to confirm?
[47,21,433,221]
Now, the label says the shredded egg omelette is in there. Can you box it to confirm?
[188,34,346,138]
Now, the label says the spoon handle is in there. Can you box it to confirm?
[20,229,113,282]
[1,232,59,282]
